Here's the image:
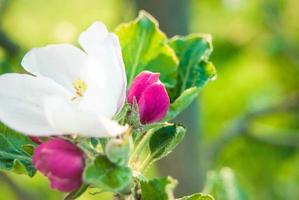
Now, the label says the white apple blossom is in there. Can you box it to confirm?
[0,22,128,137]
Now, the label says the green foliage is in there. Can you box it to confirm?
[140,176,177,200]
[165,87,199,121]
[64,184,89,200]
[0,59,12,74]
[177,193,215,200]
[149,125,186,163]
[203,168,247,200]
[168,35,216,102]
[83,155,132,193]
[0,124,36,177]
[115,11,178,87]
[163,35,216,121]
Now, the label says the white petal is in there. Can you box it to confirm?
[78,84,117,118]
[21,44,88,93]
[0,73,72,136]
[79,22,127,115]
[44,97,128,137]
[76,57,119,118]
[78,21,109,55]
[110,34,127,112]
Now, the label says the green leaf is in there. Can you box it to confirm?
[64,184,89,200]
[115,11,178,87]
[142,122,173,133]
[0,124,36,177]
[83,155,132,193]
[141,176,177,200]
[21,144,35,156]
[164,35,216,121]
[177,193,215,200]
[165,87,199,121]
[169,34,216,100]
[203,167,248,200]
[149,125,186,162]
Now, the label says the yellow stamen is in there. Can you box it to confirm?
[73,79,88,97]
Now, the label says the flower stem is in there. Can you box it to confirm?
[139,154,152,172]
[129,129,155,168]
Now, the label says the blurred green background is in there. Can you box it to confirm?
[1,0,299,199]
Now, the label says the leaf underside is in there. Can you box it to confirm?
[149,125,186,162]
[0,123,36,177]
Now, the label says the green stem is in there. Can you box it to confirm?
[139,154,152,172]
[129,129,155,168]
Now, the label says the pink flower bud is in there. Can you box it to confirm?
[128,71,170,124]
[32,138,84,192]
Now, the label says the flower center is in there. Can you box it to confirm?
[73,79,88,97]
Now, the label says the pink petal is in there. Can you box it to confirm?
[127,71,160,103]
[48,173,82,192]
[32,138,84,193]
[138,83,170,124]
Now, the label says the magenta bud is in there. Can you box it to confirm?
[32,138,84,192]
[128,71,170,124]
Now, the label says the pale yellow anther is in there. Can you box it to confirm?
[73,79,88,97]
